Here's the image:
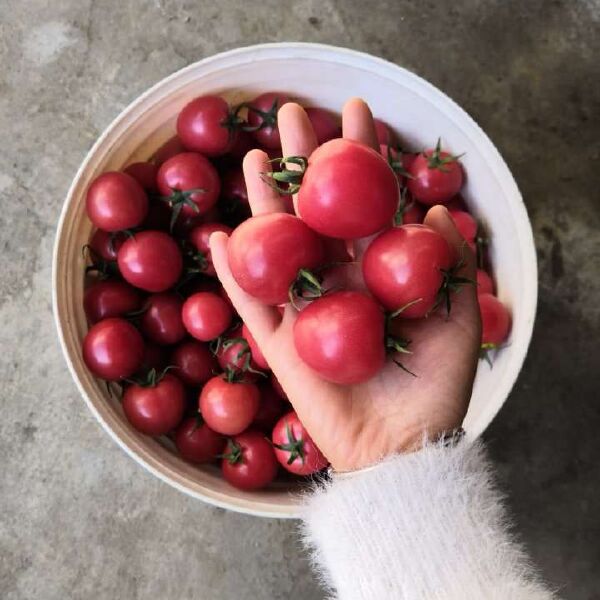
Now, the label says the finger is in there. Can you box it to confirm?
[242,149,285,216]
[342,98,379,151]
[209,232,280,340]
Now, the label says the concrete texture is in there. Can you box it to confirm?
[1,0,599,598]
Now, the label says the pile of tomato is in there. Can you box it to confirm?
[81,92,511,491]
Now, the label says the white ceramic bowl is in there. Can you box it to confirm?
[53,43,537,518]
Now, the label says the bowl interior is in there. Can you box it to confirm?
[53,43,537,518]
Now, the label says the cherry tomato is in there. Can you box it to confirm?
[399,201,425,225]
[221,431,278,490]
[188,222,233,277]
[270,373,288,400]
[140,293,186,345]
[246,92,291,149]
[228,213,324,305]
[272,411,328,475]
[297,139,398,239]
[220,167,251,224]
[374,118,397,145]
[157,152,221,217]
[241,323,269,370]
[82,317,144,380]
[175,417,225,463]
[305,107,341,145]
[228,130,254,160]
[170,340,217,386]
[449,210,477,243]
[152,135,186,167]
[122,373,185,435]
[86,172,148,232]
[215,326,259,377]
[199,375,260,435]
[479,293,511,346]
[84,280,141,324]
[294,291,386,384]
[407,143,464,205]
[362,224,454,318]
[182,292,233,341]
[141,343,167,371]
[477,269,494,295]
[124,162,159,193]
[177,95,237,157]
[89,229,126,261]
[117,231,183,292]
[253,385,287,432]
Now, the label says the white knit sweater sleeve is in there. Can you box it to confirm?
[301,440,556,600]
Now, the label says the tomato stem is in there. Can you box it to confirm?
[425,138,464,172]
[261,156,307,195]
[272,421,305,465]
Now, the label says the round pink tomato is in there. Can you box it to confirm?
[170,340,217,387]
[84,280,141,324]
[479,293,511,347]
[182,292,233,341]
[188,222,233,277]
[140,293,186,345]
[175,417,225,463]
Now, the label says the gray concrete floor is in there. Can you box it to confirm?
[1,1,599,598]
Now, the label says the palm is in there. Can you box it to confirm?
[211,100,481,471]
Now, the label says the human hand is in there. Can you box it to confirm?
[210,99,481,472]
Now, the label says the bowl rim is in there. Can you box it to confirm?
[52,42,538,518]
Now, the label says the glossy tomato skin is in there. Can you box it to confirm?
[215,326,259,378]
[175,417,225,463]
[84,280,141,324]
[82,317,144,380]
[156,152,221,217]
[362,224,453,318]
[228,213,324,305]
[479,293,511,346]
[241,323,269,370]
[374,118,397,145]
[140,293,186,345]
[122,374,185,436]
[476,269,494,295]
[182,292,233,341]
[407,150,464,205]
[305,107,341,145]
[170,340,216,386]
[117,231,183,292]
[221,431,279,491]
[293,291,386,385]
[188,222,233,277]
[89,229,126,261]
[253,385,287,432]
[177,95,237,157]
[272,411,328,475]
[247,92,291,149]
[199,376,260,435]
[124,162,159,193]
[449,210,477,243]
[298,139,399,239]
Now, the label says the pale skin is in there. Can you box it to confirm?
[210,99,481,472]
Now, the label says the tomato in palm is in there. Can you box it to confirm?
[272,411,328,475]
[362,224,454,318]
[122,373,185,436]
[247,92,291,149]
[175,417,225,463]
[140,293,186,345]
[86,172,148,232]
[124,162,159,193]
[199,375,260,435]
[117,231,183,292]
[177,95,237,157]
[479,293,511,347]
[297,139,398,239]
[84,280,141,324]
[293,291,386,384]
[157,152,220,218]
[449,210,477,243]
[374,118,396,145]
[188,222,233,277]
[228,213,324,305]
[407,141,464,205]
[89,229,126,261]
[305,107,341,145]
[221,431,278,490]
[476,269,494,295]
[170,340,216,386]
[253,385,287,432]
[82,317,144,380]
[182,292,233,341]
[241,323,269,370]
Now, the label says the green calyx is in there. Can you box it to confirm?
[384,144,413,180]
[124,366,173,388]
[434,254,475,317]
[159,187,205,232]
[288,268,324,309]
[384,300,421,377]
[239,97,280,132]
[425,138,464,172]
[221,438,243,464]
[273,422,305,466]
[82,245,119,280]
[261,156,307,195]
[394,187,414,226]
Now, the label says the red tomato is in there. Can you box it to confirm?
[444,195,467,212]
[124,162,159,193]
[117,231,183,292]
[400,201,425,225]
[253,385,287,432]
[221,431,278,490]
[175,417,225,463]
[220,167,251,223]
[82,317,144,380]
[477,269,494,295]
[215,326,259,377]
[374,118,397,145]
[141,343,167,371]
[305,107,341,145]
[228,130,254,160]
[84,280,141,324]
[362,224,454,318]
[199,376,260,435]
[122,373,185,435]
[401,152,418,172]
[182,292,233,341]
[156,152,221,217]
[293,291,386,384]
[188,222,233,277]
[449,210,477,243]
[86,172,148,232]
[241,323,269,370]
[177,95,237,157]
[89,229,126,261]
[272,411,328,475]
[407,142,464,205]
[479,293,511,346]
[170,340,216,386]
[297,139,398,239]
[270,373,288,400]
[247,92,291,149]
[228,213,324,305]
[140,293,186,345]
[152,136,186,167]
